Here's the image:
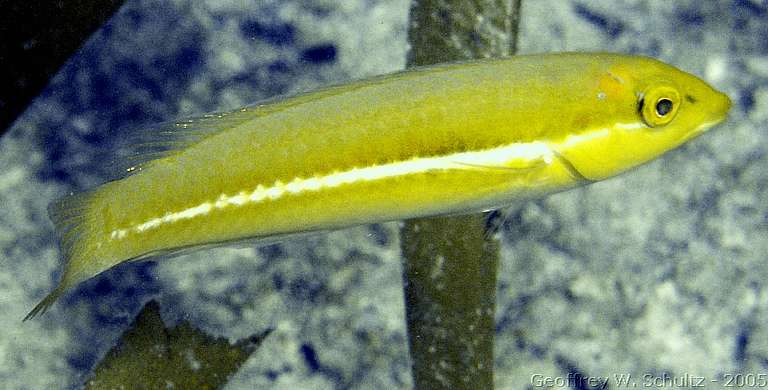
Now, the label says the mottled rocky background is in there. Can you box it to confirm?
[1,1,765,389]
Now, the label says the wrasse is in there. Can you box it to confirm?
[26,53,731,319]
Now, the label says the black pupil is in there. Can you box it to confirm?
[656,98,673,116]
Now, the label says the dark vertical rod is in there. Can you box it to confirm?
[401,1,522,389]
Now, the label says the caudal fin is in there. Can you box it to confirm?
[25,189,97,321]
[47,189,97,264]
[23,284,67,321]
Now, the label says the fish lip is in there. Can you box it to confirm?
[718,91,733,113]
[683,92,731,141]
[710,91,732,122]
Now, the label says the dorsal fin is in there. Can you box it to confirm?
[111,106,265,178]
[109,83,371,180]
[108,64,465,180]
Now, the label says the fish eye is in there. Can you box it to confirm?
[655,99,673,117]
[639,85,680,127]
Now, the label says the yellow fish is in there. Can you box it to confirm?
[26,53,731,319]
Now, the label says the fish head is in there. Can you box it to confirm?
[551,55,731,182]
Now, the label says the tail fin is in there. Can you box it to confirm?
[24,284,67,321]
[47,189,96,264]
[24,190,97,321]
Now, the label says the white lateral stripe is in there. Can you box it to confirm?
[109,141,554,238]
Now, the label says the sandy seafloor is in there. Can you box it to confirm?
[0,0,766,389]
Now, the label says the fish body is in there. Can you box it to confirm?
[27,53,731,319]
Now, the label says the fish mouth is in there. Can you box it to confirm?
[683,91,731,142]
[710,91,733,124]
